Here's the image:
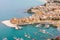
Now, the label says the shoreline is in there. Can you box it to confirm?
[2,0,60,29]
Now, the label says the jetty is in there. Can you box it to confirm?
[10,0,60,27]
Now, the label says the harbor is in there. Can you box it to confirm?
[0,0,60,40]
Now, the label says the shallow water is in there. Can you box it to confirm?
[0,0,60,40]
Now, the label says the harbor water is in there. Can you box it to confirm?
[0,0,60,40]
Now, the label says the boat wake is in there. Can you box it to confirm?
[1,20,17,27]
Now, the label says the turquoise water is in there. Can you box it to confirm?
[0,0,60,40]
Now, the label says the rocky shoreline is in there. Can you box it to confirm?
[10,0,60,27]
[27,0,60,27]
[2,0,60,29]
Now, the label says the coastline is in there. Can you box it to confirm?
[26,0,60,27]
[2,0,60,29]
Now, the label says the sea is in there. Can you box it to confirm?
[0,0,60,40]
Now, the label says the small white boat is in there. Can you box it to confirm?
[45,24,50,28]
[18,26,23,30]
[39,29,46,33]
[36,24,42,28]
